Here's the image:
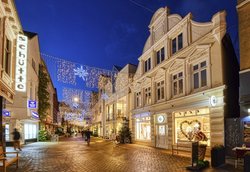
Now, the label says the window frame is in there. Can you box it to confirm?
[156,80,165,102]
[144,87,151,105]
[156,47,165,65]
[135,91,142,108]
[171,33,183,55]
[192,60,208,91]
[3,37,12,75]
[172,71,184,97]
[144,58,151,73]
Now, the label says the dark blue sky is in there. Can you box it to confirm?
[15,0,239,100]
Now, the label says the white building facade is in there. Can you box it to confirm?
[130,7,238,151]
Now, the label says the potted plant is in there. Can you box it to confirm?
[211,144,225,167]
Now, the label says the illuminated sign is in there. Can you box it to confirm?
[3,110,10,117]
[15,34,28,92]
[32,111,39,119]
[157,115,164,123]
[27,100,37,109]
[210,96,217,107]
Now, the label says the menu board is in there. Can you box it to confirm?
[243,121,250,143]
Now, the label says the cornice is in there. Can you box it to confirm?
[237,0,250,9]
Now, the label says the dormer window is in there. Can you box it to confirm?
[144,58,151,73]
[172,33,183,55]
[156,47,165,65]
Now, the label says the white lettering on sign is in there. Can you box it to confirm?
[15,34,28,92]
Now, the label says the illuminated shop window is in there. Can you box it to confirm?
[174,109,210,146]
[5,124,10,141]
[24,123,37,139]
[136,117,151,140]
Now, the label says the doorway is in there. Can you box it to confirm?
[156,124,168,149]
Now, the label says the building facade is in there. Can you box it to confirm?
[6,31,41,144]
[130,7,239,152]
[0,0,23,147]
[237,0,250,145]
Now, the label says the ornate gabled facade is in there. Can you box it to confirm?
[131,7,239,153]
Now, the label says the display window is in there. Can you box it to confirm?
[24,123,37,139]
[136,117,151,140]
[174,108,210,146]
[5,124,10,141]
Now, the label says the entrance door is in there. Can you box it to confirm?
[156,125,168,149]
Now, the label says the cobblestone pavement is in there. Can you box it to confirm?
[6,136,242,172]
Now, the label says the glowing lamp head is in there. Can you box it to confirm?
[73,97,79,102]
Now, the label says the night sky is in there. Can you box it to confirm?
[15,0,239,100]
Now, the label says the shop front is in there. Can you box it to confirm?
[173,108,211,146]
[155,114,168,149]
[134,112,151,143]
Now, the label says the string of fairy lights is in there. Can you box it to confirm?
[41,53,133,123]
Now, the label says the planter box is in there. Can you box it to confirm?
[211,148,225,167]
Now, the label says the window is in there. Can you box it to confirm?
[4,37,12,75]
[156,47,165,65]
[24,123,37,139]
[144,87,151,105]
[193,61,207,90]
[172,33,183,55]
[135,92,142,107]
[156,81,164,101]
[144,58,151,72]
[136,117,151,140]
[172,72,183,96]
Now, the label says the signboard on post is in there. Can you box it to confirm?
[27,100,37,109]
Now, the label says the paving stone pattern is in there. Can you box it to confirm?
[6,137,242,172]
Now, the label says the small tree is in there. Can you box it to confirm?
[118,125,132,144]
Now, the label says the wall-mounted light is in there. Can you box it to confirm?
[248,108,250,114]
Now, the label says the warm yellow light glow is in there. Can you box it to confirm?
[73,97,79,102]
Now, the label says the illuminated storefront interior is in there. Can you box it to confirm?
[24,123,37,140]
[136,117,151,141]
[174,108,210,146]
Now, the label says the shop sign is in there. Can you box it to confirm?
[157,115,165,123]
[15,34,28,92]
[32,111,39,119]
[27,100,37,109]
[210,96,217,107]
[3,110,10,117]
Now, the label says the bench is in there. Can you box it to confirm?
[0,145,19,172]
[172,140,192,155]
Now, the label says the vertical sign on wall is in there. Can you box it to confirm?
[15,34,28,92]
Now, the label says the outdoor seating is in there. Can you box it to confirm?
[0,145,19,172]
